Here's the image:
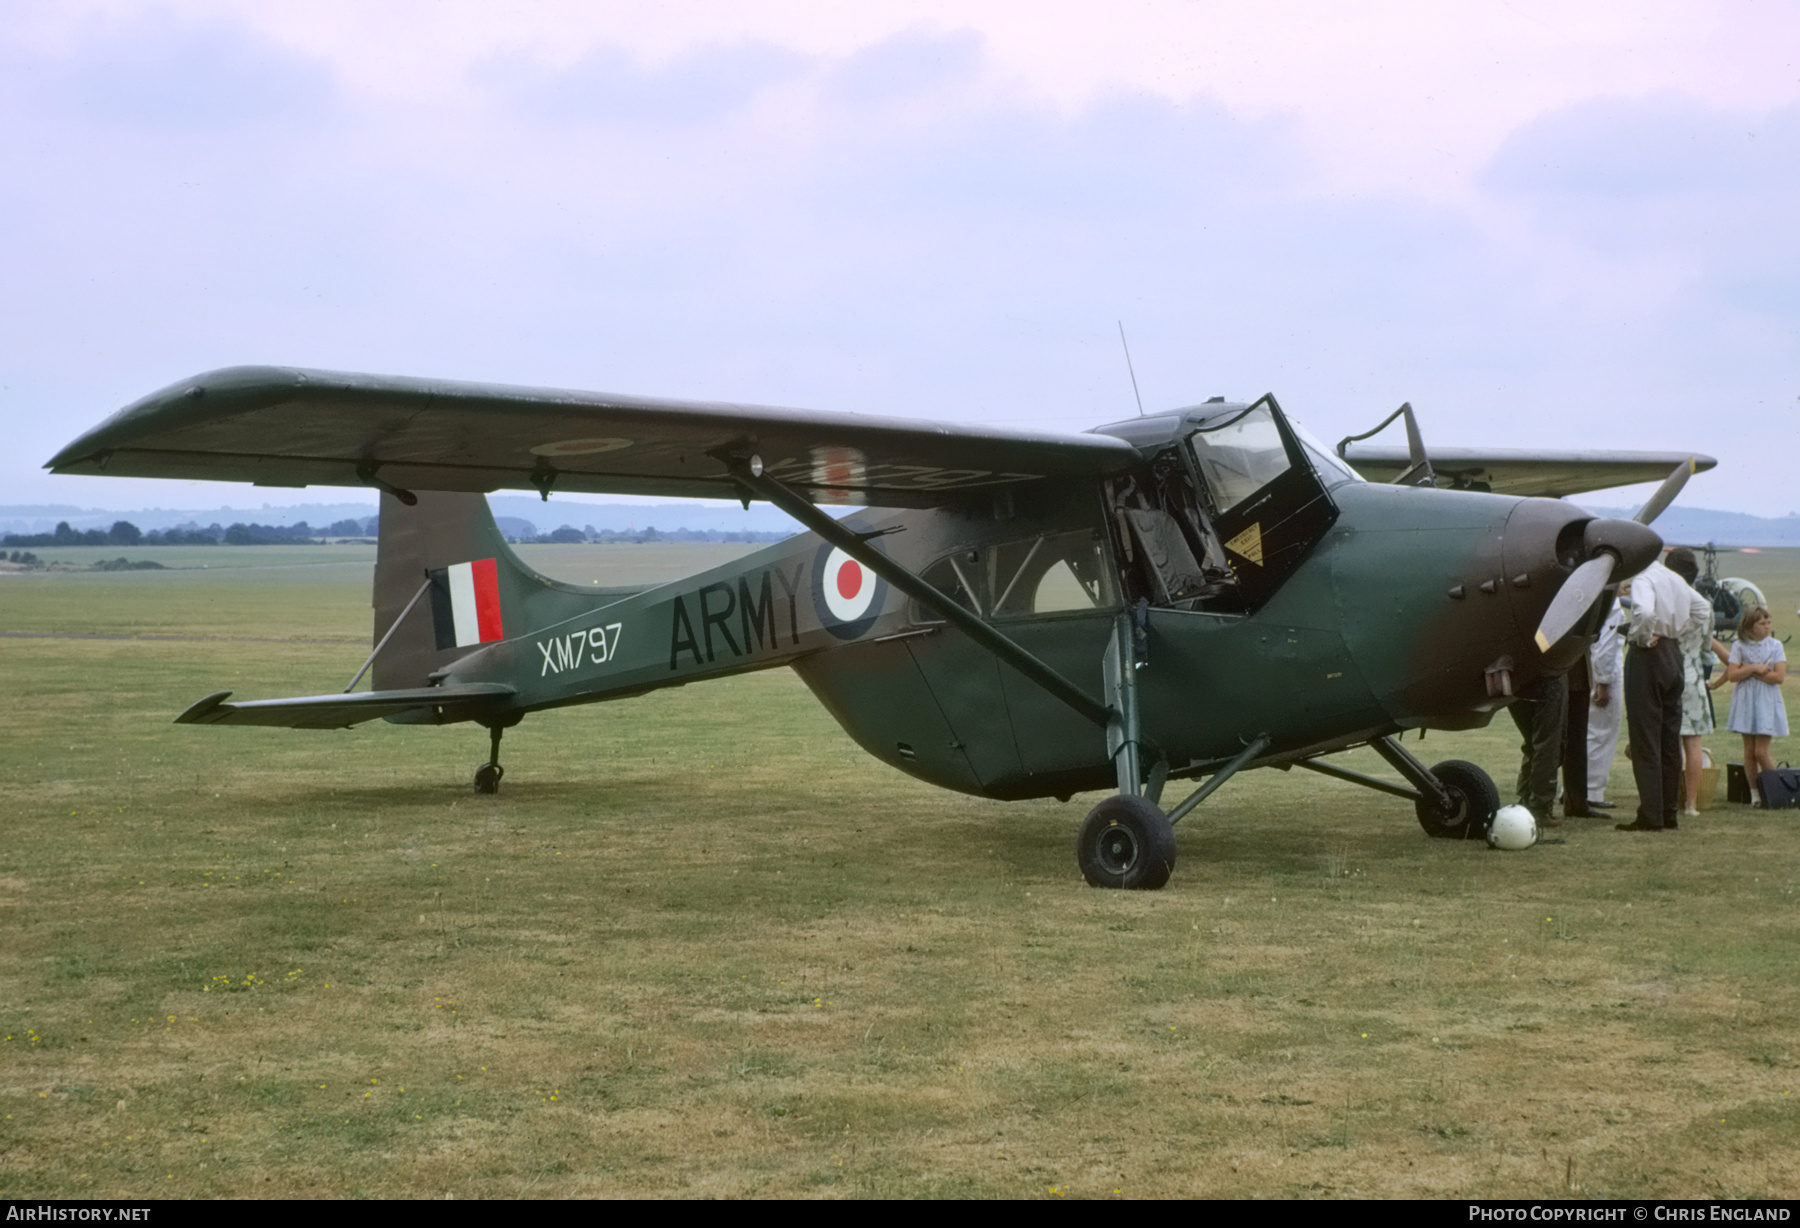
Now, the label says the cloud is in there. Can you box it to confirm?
[10,15,338,130]
[803,90,1297,225]
[478,40,807,126]
[1484,92,1800,200]
[1,16,1793,515]
[825,27,984,108]
[1481,93,1800,318]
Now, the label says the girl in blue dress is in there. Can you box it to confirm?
[1726,606,1787,805]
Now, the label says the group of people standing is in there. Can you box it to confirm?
[1511,546,1788,832]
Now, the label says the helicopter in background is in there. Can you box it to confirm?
[1687,542,1771,642]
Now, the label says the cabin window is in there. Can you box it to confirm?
[913,530,1114,623]
[988,529,1113,616]
[917,552,983,619]
[1188,404,1291,512]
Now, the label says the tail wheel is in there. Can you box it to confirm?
[1077,794,1177,889]
[1415,759,1498,840]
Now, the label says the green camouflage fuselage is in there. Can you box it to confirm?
[417,471,1590,801]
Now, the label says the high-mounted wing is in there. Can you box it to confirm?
[1340,446,1716,499]
[48,366,1141,509]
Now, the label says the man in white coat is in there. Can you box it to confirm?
[1585,598,1627,810]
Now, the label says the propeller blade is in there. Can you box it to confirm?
[1633,457,1696,526]
[1535,554,1616,652]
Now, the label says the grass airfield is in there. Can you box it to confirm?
[1,544,1797,1199]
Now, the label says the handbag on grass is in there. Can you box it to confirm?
[1759,766,1800,811]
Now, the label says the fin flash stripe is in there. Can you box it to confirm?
[429,559,504,649]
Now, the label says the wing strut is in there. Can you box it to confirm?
[1368,734,1457,813]
[730,460,1113,729]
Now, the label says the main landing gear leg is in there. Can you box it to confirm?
[1367,735,1499,840]
[1078,612,1178,890]
[474,723,505,794]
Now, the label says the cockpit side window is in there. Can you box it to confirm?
[1187,404,1292,512]
[916,552,983,620]
[913,529,1116,623]
[987,529,1114,616]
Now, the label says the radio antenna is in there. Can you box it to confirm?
[1117,321,1146,417]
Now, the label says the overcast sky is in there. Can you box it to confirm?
[3,1,1795,516]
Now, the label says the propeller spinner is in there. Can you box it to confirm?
[1531,459,1695,651]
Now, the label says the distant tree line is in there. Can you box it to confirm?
[3,551,162,570]
[4,516,780,549]
[3,521,152,547]
[511,524,789,545]
[2,517,378,548]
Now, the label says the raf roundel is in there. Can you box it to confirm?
[811,543,887,640]
[823,549,874,621]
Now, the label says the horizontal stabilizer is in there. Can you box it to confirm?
[176,684,517,730]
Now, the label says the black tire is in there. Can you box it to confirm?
[473,762,504,795]
[1077,794,1177,889]
[1415,759,1498,840]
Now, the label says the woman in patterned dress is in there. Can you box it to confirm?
[1669,549,1728,816]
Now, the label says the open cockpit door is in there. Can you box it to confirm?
[1184,395,1337,611]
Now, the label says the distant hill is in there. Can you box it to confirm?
[0,501,382,536]
[8,497,1795,547]
[0,497,809,540]
[482,496,804,538]
[1578,506,1800,548]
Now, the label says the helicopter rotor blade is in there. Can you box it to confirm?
[1534,554,1617,652]
[1633,457,1696,526]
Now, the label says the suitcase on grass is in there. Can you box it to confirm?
[1728,762,1752,804]
[1760,767,1800,810]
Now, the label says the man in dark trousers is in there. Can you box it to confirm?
[1618,558,1710,832]
[1562,645,1593,818]
[1510,671,1568,828]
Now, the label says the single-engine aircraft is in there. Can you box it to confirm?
[48,368,1713,888]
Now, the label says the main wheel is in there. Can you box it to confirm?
[473,762,504,795]
[1077,794,1177,889]
[1415,759,1498,840]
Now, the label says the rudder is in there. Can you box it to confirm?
[370,491,558,690]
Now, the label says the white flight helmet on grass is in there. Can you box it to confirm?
[1488,804,1538,850]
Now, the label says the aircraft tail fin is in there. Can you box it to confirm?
[369,491,579,691]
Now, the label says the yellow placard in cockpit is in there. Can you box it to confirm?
[1224,522,1264,566]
